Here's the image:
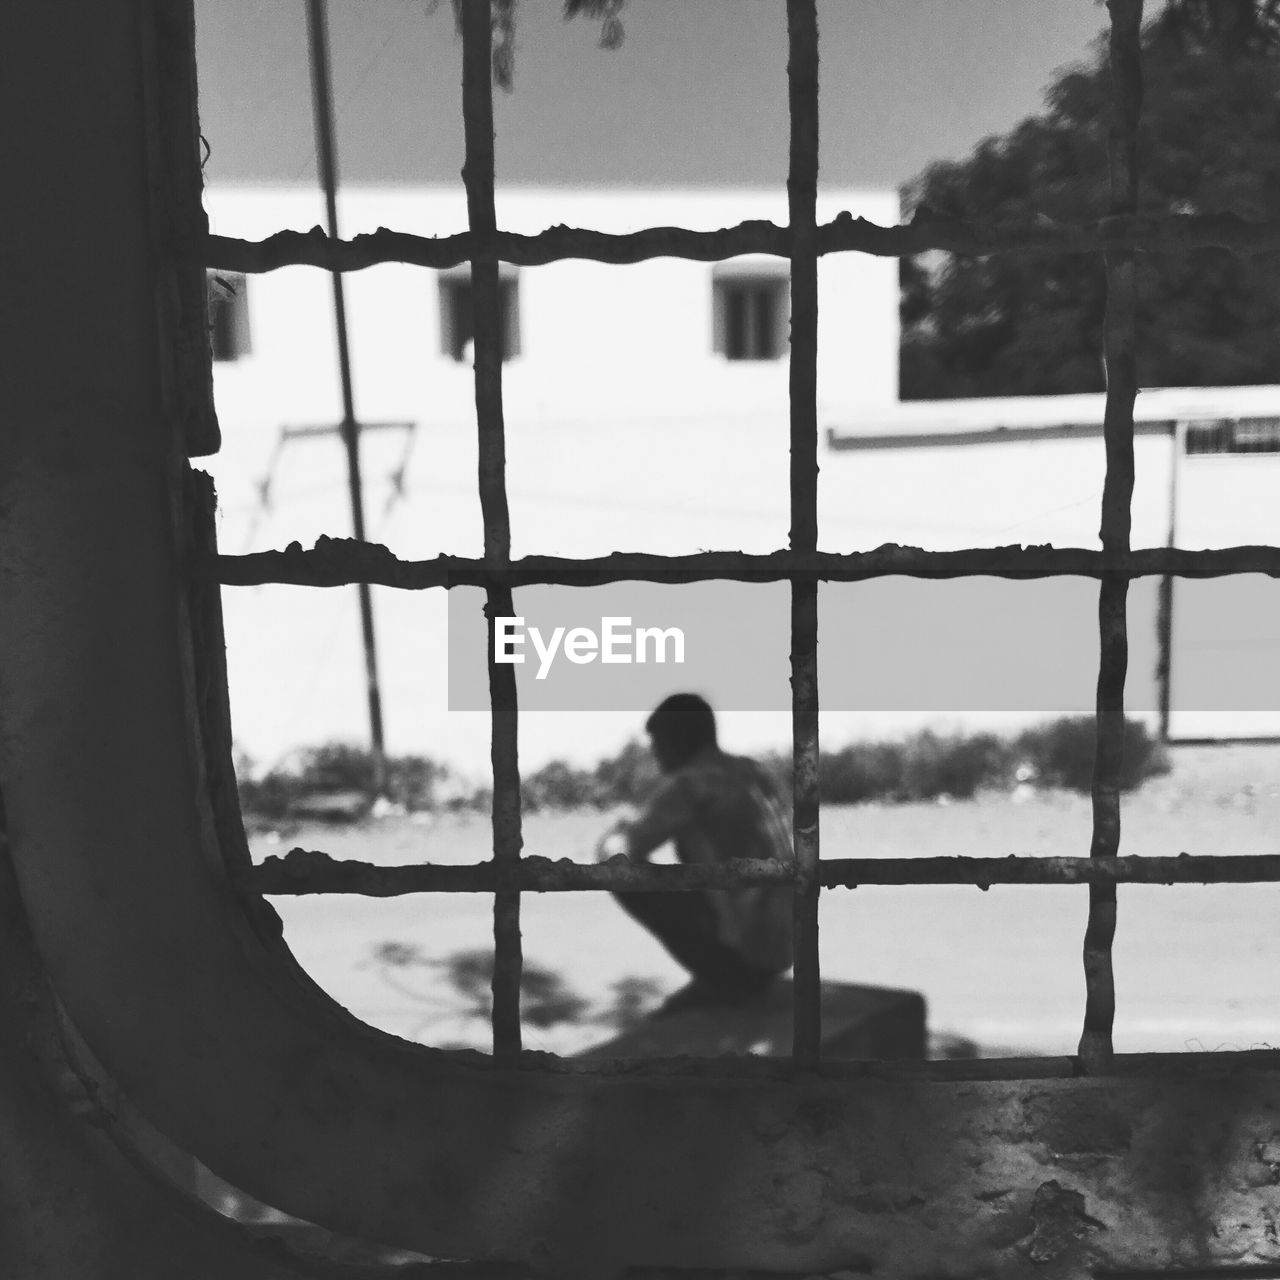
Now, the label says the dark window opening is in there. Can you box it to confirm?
[439,274,520,362]
[1185,417,1280,455]
[713,276,788,361]
[206,271,251,362]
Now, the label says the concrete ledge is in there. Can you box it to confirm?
[578,980,927,1061]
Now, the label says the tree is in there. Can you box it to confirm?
[1154,0,1280,53]
[900,1,1280,399]
[449,0,624,91]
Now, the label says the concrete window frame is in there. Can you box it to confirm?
[206,270,252,362]
[8,1,1280,1276]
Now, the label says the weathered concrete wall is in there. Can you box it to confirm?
[0,841,381,1280]
[5,2,1280,1277]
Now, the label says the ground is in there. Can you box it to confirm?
[252,742,1280,1058]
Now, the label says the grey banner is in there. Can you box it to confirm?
[446,574,1279,713]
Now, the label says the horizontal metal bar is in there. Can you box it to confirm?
[246,849,1280,897]
[203,209,1280,274]
[206,222,787,272]
[827,420,1176,452]
[822,854,1280,888]
[207,540,1280,588]
[250,850,791,895]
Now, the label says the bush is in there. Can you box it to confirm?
[234,770,297,822]
[897,730,1012,802]
[815,732,1013,804]
[522,759,602,812]
[592,739,660,807]
[236,716,1172,823]
[783,720,1165,806]
[1015,716,1170,794]
[517,739,669,812]
[235,741,450,818]
[818,742,905,804]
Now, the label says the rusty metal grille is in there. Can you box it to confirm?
[204,0,1280,1075]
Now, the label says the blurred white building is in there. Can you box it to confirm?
[204,184,900,774]
[822,387,1280,744]
[202,184,1280,774]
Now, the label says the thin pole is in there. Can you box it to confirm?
[1156,419,1186,742]
[305,0,388,797]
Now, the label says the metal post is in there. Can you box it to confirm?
[1156,418,1186,742]
[305,0,388,797]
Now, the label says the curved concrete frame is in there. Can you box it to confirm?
[4,2,1280,1276]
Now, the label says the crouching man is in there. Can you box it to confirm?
[595,693,794,1015]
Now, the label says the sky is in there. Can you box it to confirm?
[193,0,1112,193]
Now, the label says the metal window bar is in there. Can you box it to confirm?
[201,0,1280,1075]
[212,545,1280,588]
[460,0,523,1060]
[247,851,1280,897]
[1080,0,1144,1075]
[206,211,1280,274]
[786,0,822,1067]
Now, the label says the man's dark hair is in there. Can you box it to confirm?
[645,693,717,767]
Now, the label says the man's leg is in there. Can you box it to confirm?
[612,890,775,998]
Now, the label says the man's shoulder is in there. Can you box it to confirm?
[640,769,699,822]
[717,750,777,789]
[676,747,740,782]
[678,749,778,800]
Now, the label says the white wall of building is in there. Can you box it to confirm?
[205,184,906,773]
[202,186,1280,775]
[823,387,1280,742]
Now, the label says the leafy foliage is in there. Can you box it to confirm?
[236,717,1171,824]
[522,758,603,812]
[815,741,909,805]
[814,731,1007,804]
[812,720,1167,803]
[508,739,663,812]
[562,0,626,50]
[586,738,660,807]
[1152,0,1280,54]
[1015,715,1170,794]
[447,0,624,91]
[515,719,1168,810]
[236,742,447,819]
[901,2,1280,398]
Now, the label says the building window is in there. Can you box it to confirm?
[712,266,788,361]
[439,270,520,362]
[206,271,251,362]
[1185,417,1280,455]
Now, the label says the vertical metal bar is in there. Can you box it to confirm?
[460,0,523,1058]
[305,0,388,798]
[1156,419,1185,742]
[1155,577,1172,742]
[787,0,822,1067]
[1080,0,1143,1074]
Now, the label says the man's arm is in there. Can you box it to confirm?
[594,776,695,863]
